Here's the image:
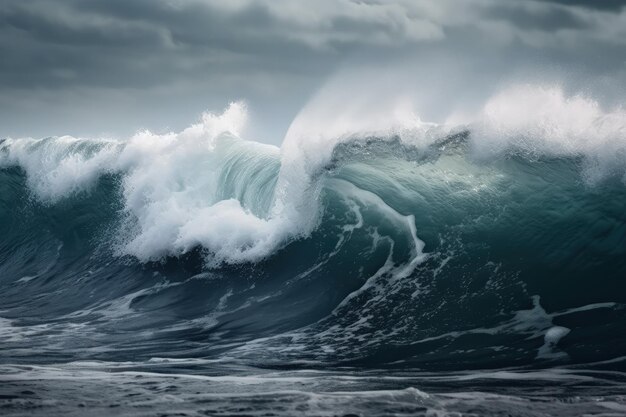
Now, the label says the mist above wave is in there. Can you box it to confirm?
[473,85,626,183]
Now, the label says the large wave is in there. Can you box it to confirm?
[1,84,625,370]
[3,85,625,264]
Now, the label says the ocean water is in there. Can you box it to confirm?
[1,85,626,416]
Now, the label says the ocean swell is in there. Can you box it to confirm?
[1,84,626,370]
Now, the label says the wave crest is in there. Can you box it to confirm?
[1,85,626,265]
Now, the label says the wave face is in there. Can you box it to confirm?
[1,85,626,415]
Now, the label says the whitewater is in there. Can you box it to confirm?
[1,84,626,416]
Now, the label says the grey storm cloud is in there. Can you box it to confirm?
[1,0,625,142]
[539,0,626,11]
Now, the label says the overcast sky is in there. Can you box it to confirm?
[1,0,625,144]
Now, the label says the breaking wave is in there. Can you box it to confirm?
[1,84,625,372]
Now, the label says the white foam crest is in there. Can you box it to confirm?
[0,135,120,201]
[110,102,294,265]
[473,85,626,182]
[0,102,301,265]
